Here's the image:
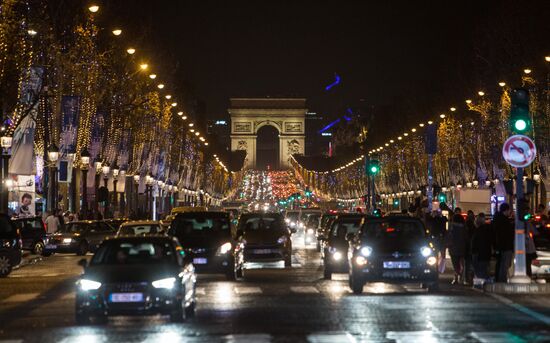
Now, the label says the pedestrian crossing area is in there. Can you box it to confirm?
[1,330,548,343]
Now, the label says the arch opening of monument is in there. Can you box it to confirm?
[256,125,280,170]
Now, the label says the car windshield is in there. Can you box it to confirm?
[240,214,284,231]
[171,213,230,237]
[362,219,426,252]
[306,214,321,227]
[119,225,160,236]
[91,240,176,265]
[59,223,90,233]
[330,218,362,238]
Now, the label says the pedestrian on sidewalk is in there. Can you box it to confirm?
[430,210,448,273]
[447,207,466,284]
[493,203,514,282]
[471,213,492,287]
[45,211,60,234]
[464,210,475,284]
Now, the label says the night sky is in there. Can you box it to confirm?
[109,0,549,142]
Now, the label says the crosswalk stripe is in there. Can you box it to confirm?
[290,286,319,294]
[1,293,40,303]
[471,332,528,343]
[224,334,271,343]
[307,332,356,343]
[234,286,262,295]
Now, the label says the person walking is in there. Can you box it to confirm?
[471,213,492,287]
[44,211,60,234]
[447,207,466,284]
[525,219,539,277]
[430,210,448,273]
[493,203,514,282]
[464,210,476,284]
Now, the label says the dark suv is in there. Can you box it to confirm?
[348,216,438,293]
[12,216,48,255]
[0,214,22,277]
[45,220,116,255]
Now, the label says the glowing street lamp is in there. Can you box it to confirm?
[126,48,136,55]
[139,63,148,70]
[149,74,157,79]
[157,84,164,89]
[88,5,99,13]
[112,29,122,36]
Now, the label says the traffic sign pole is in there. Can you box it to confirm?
[510,167,531,283]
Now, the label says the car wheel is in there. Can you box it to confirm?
[0,254,13,277]
[33,241,44,255]
[75,312,90,325]
[76,241,88,256]
[350,273,363,294]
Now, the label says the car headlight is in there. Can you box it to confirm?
[421,246,432,257]
[360,246,373,257]
[333,251,343,261]
[63,238,73,243]
[285,218,290,223]
[218,242,232,254]
[289,221,296,227]
[355,256,368,266]
[426,256,437,266]
[152,277,176,289]
[277,236,288,244]
[79,279,102,291]
[298,222,305,229]
[306,228,315,235]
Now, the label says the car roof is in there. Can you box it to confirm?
[175,211,229,217]
[120,220,160,227]
[105,235,175,243]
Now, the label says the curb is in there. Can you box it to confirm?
[483,282,550,294]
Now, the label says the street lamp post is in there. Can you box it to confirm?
[0,134,12,213]
[47,144,60,212]
[112,164,119,215]
[94,159,102,216]
[80,148,90,219]
[102,162,110,188]
[133,174,140,218]
[68,150,77,213]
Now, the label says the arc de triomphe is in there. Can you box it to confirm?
[229,98,306,169]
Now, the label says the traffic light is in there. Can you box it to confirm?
[437,192,447,203]
[510,88,531,134]
[368,160,380,175]
[518,198,531,222]
[372,208,382,217]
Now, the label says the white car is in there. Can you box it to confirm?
[532,230,550,281]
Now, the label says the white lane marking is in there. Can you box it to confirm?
[1,293,40,303]
[485,292,550,326]
[234,286,262,295]
[196,287,206,295]
[224,334,271,342]
[308,332,356,343]
[290,286,320,294]
[471,332,528,343]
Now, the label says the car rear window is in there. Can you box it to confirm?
[240,214,284,231]
[171,213,230,237]
[363,219,425,242]
[91,241,176,265]
[120,225,160,236]
[60,223,91,233]
[331,219,362,238]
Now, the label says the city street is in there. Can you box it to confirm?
[1,235,549,343]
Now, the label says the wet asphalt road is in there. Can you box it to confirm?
[1,235,549,343]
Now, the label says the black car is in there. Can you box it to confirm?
[303,212,321,246]
[236,212,292,267]
[169,211,243,280]
[316,212,338,252]
[0,214,22,277]
[45,220,116,255]
[348,217,438,294]
[12,216,47,255]
[75,236,196,324]
[322,214,363,279]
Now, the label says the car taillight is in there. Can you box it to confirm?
[532,259,541,266]
[386,227,395,233]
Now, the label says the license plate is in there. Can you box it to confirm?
[253,249,274,254]
[109,292,143,302]
[193,258,208,265]
[383,261,410,269]
[45,244,57,249]
[382,271,411,278]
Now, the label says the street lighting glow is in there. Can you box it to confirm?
[195,132,200,136]
[112,29,122,36]
[190,129,195,132]
[171,102,177,107]
[427,121,433,125]
[419,123,424,127]
[149,74,157,79]
[177,111,183,116]
[411,128,416,132]
[126,48,135,54]
[157,83,164,89]
[389,139,394,143]
[139,63,148,70]
[88,5,99,13]
[465,99,472,104]
[204,142,209,146]
[165,95,172,99]
[182,116,187,120]
[27,29,37,36]
[478,91,485,96]
[545,56,550,62]
[498,82,506,87]
[385,143,389,146]
[398,136,402,140]
[450,107,456,112]
[188,123,194,127]
[440,114,446,119]
[523,68,532,74]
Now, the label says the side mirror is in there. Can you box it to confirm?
[77,258,88,268]
[345,233,355,241]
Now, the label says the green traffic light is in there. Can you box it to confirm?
[523,213,532,221]
[514,119,527,131]
[370,166,378,173]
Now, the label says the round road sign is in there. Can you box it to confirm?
[502,135,536,168]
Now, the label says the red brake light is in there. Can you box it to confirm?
[535,215,541,221]
[532,259,541,266]
[386,227,395,233]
